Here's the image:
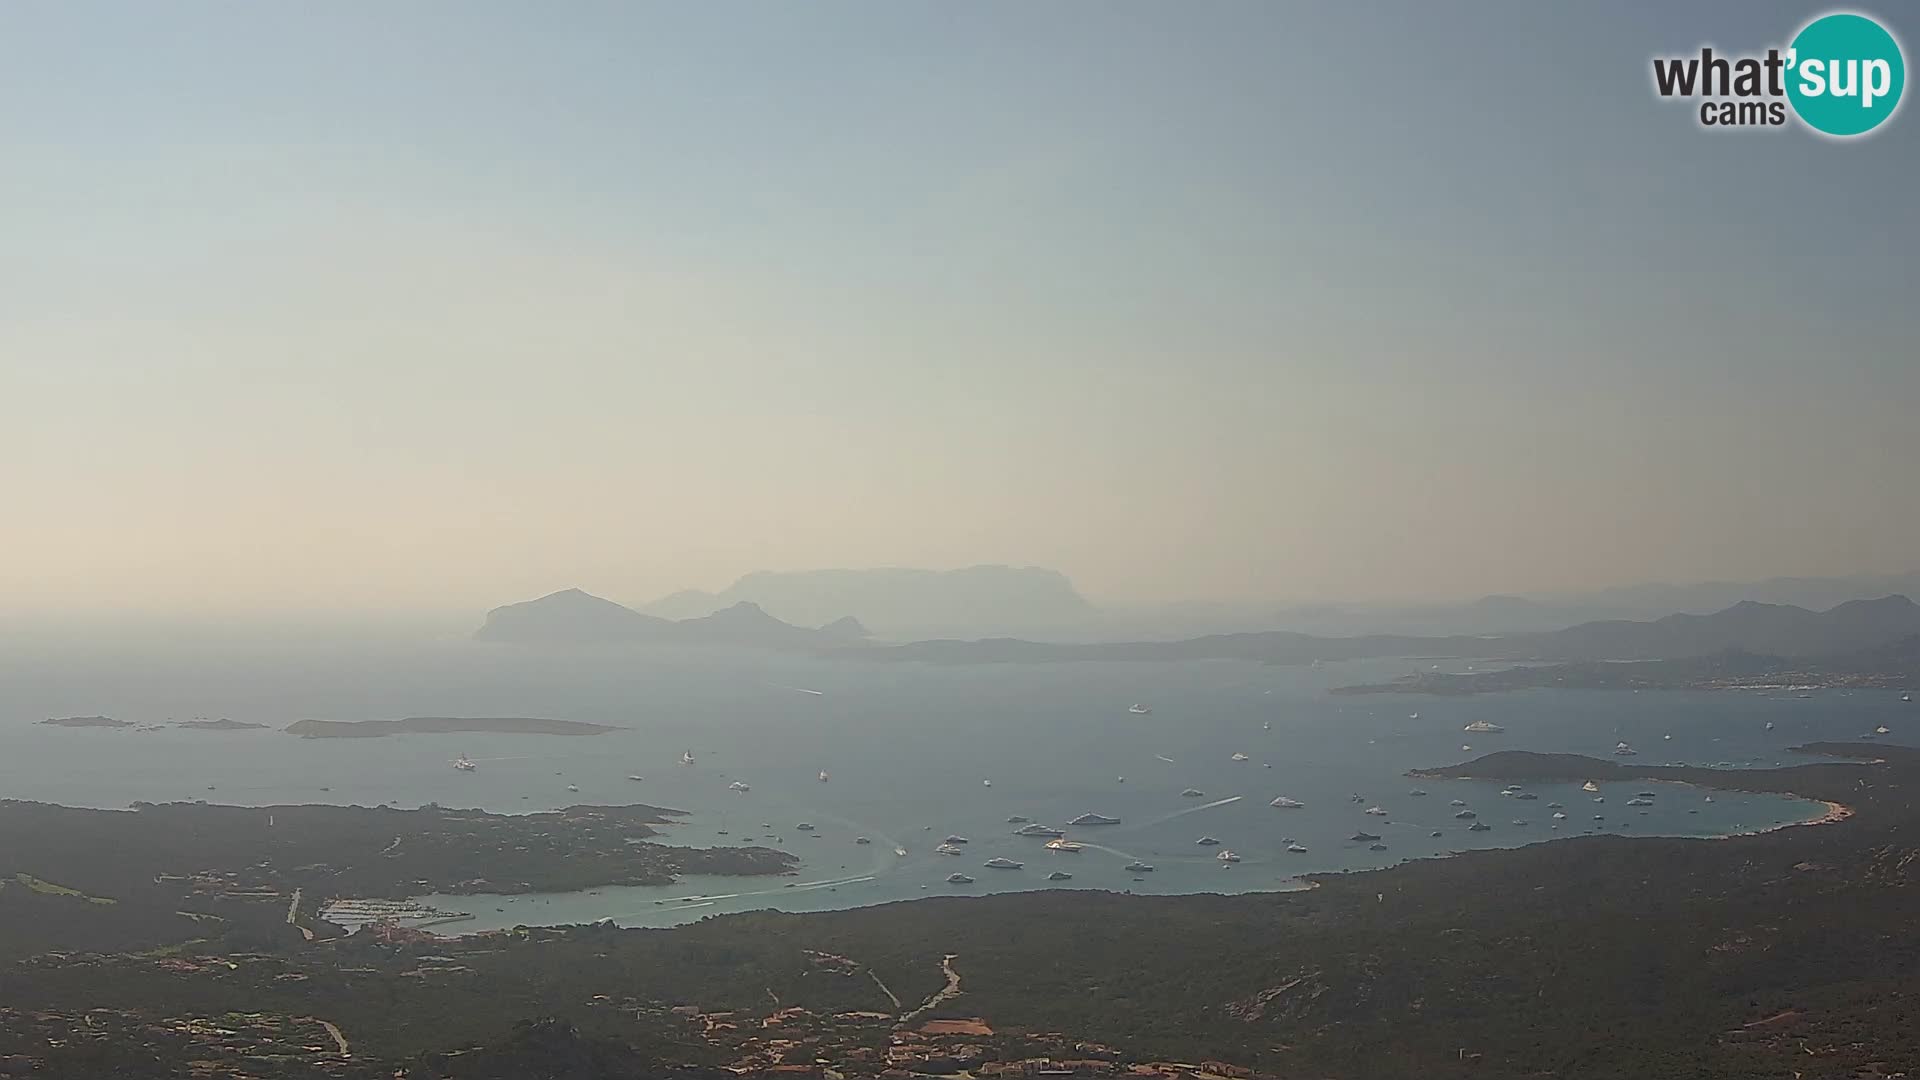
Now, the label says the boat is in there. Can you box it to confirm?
[1013,823,1065,838]
[1468,821,1491,831]
[854,836,871,845]
[1613,742,1638,756]
[1463,720,1505,733]
[1765,721,1776,730]
[796,822,815,831]
[1514,792,1538,801]
[1364,806,1388,816]
[626,775,644,782]
[1454,809,1477,819]
[1547,802,1564,809]
[1369,842,1388,851]
[946,873,975,884]
[944,834,969,844]
[1409,712,1420,720]
[1351,831,1381,842]
[1128,704,1152,715]
[728,781,751,792]
[1704,795,1714,803]
[566,784,579,792]
[894,846,908,857]
[934,843,965,856]
[679,750,695,766]
[819,771,830,783]
[1350,794,1365,803]
[1124,860,1155,872]
[1449,799,1468,807]
[1047,871,1073,881]
[1231,752,1250,762]
[1117,776,1126,783]
[1043,839,1083,853]
[1593,796,1605,803]
[1068,812,1121,826]
[1181,788,1205,798]
[1194,836,1221,846]
[1006,815,1030,823]
[1262,721,1272,730]
[983,857,1023,870]
[1408,789,1428,797]
[1876,725,1892,735]
[1904,694,1913,702]
[1582,781,1600,792]
[1552,811,1568,820]
[1511,819,1528,826]
[1215,849,1241,863]
[1270,797,1305,809]
[453,754,477,772]
[1286,843,1308,853]
[982,779,992,787]
[1636,791,1658,798]
[1462,745,1472,752]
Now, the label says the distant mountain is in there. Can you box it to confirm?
[474,589,863,649]
[636,565,1093,638]
[475,588,675,643]
[868,596,1920,666]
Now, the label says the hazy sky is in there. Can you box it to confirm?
[4,2,1916,617]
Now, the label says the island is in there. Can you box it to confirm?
[1335,640,1920,696]
[175,718,271,731]
[38,715,132,728]
[284,716,618,738]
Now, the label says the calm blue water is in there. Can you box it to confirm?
[2,639,1906,929]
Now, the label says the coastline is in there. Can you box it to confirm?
[1721,797,1852,839]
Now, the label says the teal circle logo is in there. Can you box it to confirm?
[1786,12,1906,136]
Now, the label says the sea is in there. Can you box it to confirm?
[2,636,1907,931]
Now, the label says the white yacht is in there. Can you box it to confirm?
[1013,823,1065,838]
[1765,721,1776,730]
[982,779,992,787]
[1007,815,1030,823]
[1286,843,1308,853]
[1043,839,1083,853]
[1231,752,1250,762]
[818,770,830,783]
[1626,798,1653,807]
[796,822,815,831]
[1047,871,1072,881]
[1614,741,1638,756]
[1128,704,1152,715]
[452,754,477,772]
[1454,809,1478,819]
[1552,811,1568,820]
[1449,799,1468,807]
[1463,720,1505,733]
[626,775,644,782]
[1876,725,1892,735]
[1468,821,1491,832]
[944,834,970,844]
[1263,721,1272,730]
[1582,780,1601,792]
[946,873,974,884]
[1270,796,1305,809]
[983,857,1023,870]
[1180,788,1205,798]
[934,843,965,856]
[1068,812,1121,826]
[1215,849,1241,863]
[1195,836,1221,846]
[1364,806,1388,816]
[1124,860,1155,872]
[728,781,750,792]
[566,784,579,792]
[679,750,695,766]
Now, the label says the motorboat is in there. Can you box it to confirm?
[1613,742,1638,756]
[1195,836,1220,846]
[1350,831,1381,842]
[1468,821,1491,832]
[1463,720,1504,733]
[1215,849,1241,862]
[1511,819,1528,826]
[626,775,644,782]
[934,843,965,856]
[1454,809,1477,819]
[1369,842,1388,851]
[1128,704,1152,715]
[796,823,816,831]
[1124,860,1155,872]
[1408,789,1428,797]
[1270,797,1305,809]
[566,784,579,792]
[1364,806,1389,816]
[819,771,830,783]
[1351,794,1366,803]
[946,873,975,884]
[982,779,992,787]
[1582,781,1600,792]
[453,754,477,772]
[1068,812,1121,826]
[1006,815,1030,823]
[679,750,695,766]
[1230,752,1250,762]
[728,781,751,792]
[1047,871,1073,881]
[1181,788,1206,798]
[1514,792,1538,801]
[983,857,1023,870]
[1286,843,1308,853]
[1449,799,1468,807]
[1552,811,1568,820]
[1013,823,1065,838]
[1547,802,1564,809]
[1043,839,1083,853]
[854,836,871,845]
[944,834,969,844]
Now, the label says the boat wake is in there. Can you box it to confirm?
[1130,795,1244,830]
